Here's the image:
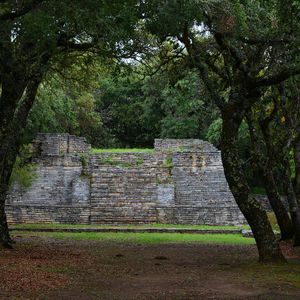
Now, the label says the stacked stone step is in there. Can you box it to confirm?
[89,153,158,224]
[154,139,245,225]
[6,133,91,224]
[6,134,246,226]
[6,205,91,224]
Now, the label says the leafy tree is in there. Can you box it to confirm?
[143,70,209,139]
[25,75,102,145]
[94,72,153,148]
[93,61,215,147]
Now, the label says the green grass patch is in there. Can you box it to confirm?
[12,231,255,245]
[10,223,249,230]
[99,156,134,167]
[163,155,173,168]
[91,148,155,154]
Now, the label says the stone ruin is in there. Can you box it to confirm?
[6,133,246,225]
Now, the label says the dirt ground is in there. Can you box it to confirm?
[0,236,300,300]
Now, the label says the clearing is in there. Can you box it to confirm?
[0,231,300,299]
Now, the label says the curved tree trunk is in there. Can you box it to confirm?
[221,109,285,262]
[0,77,41,248]
[262,172,294,240]
[282,156,300,246]
[293,138,300,206]
[246,112,293,240]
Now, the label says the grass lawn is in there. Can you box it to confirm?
[12,231,255,245]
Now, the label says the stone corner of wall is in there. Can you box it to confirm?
[31,133,91,157]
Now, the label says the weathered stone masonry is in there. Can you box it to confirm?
[6,134,246,225]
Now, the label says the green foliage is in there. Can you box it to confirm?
[25,73,102,146]
[86,47,217,147]
[143,71,208,139]
[94,72,153,148]
[135,158,144,166]
[205,118,222,146]
[79,154,89,168]
[98,154,145,168]
[24,41,216,149]
[252,186,267,195]
[9,145,37,190]
[163,155,173,169]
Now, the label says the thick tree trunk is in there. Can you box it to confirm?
[0,195,12,248]
[282,156,300,246]
[221,109,285,262]
[0,77,41,248]
[246,113,293,240]
[293,138,300,205]
[0,86,25,248]
[0,131,20,248]
[262,172,294,240]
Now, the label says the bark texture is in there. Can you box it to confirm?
[0,76,42,247]
[282,157,300,246]
[246,112,293,240]
[294,138,300,205]
[221,108,284,262]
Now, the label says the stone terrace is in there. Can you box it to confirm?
[6,134,246,225]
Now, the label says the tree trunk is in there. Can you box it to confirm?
[0,77,41,248]
[282,156,300,246]
[0,193,12,248]
[0,87,25,248]
[262,172,294,240]
[293,138,300,205]
[246,113,293,240]
[221,109,285,262]
[0,131,20,248]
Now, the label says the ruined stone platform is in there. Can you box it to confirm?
[6,134,246,226]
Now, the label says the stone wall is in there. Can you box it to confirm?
[89,153,158,223]
[154,140,245,225]
[7,154,90,224]
[6,134,246,225]
[32,133,91,156]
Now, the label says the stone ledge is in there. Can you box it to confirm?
[10,227,242,234]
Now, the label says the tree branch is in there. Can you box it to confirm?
[0,0,45,21]
[254,65,300,88]
[179,24,225,109]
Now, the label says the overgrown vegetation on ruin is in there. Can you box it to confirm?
[9,146,37,190]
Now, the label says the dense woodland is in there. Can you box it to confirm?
[1,0,300,263]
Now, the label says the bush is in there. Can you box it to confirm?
[9,145,37,190]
